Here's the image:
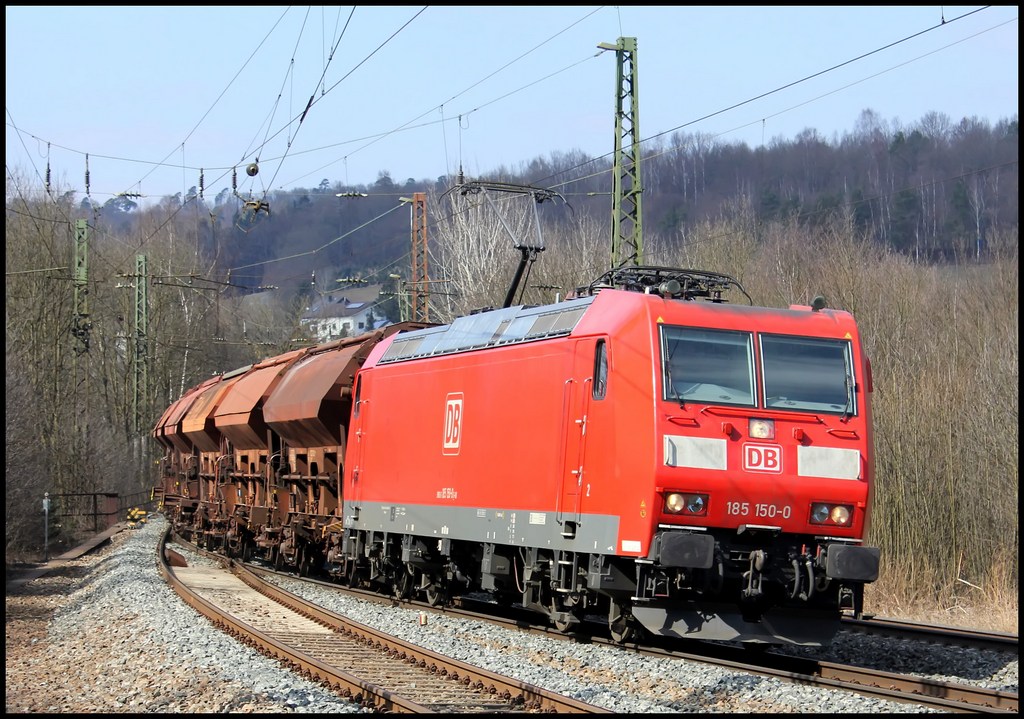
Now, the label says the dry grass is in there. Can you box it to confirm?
[865,569,1019,634]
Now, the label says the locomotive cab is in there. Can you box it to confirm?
[634,281,880,643]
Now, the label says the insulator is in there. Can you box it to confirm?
[246,162,259,177]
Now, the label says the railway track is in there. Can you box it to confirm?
[841,614,1019,653]
[440,597,1018,713]
[254,569,1017,714]
[158,528,609,713]
[167,530,1017,714]
[636,637,1018,714]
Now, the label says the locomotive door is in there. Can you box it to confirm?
[346,376,368,518]
[557,339,595,534]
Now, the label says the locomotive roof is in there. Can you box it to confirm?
[376,285,857,366]
[376,266,754,364]
[378,295,596,363]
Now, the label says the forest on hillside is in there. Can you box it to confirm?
[34,108,1018,301]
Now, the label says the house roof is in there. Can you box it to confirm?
[332,283,382,304]
[302,285,382,320]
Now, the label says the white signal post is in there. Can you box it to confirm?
[43,492,50,561]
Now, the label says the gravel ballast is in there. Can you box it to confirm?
[5,516,1017,713]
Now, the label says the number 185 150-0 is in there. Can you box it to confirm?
[725,502,792,519]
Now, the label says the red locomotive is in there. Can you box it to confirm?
[153,266,879,646]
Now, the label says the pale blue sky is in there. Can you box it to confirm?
[5,6,1018,206]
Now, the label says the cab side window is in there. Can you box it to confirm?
[593,340,608,400]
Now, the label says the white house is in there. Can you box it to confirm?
[299,285,390,344]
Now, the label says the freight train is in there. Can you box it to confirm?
[153,265,880,646]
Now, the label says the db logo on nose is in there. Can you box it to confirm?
[743,443,782,473]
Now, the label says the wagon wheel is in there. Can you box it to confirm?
[608,599,638,644]
[393,564,415,600]
[340,558,359,588]
[298,546,312,577]
[423,577,445,607]
[273,546,285,571]
[550,596,578,633]
[608,615,637,644]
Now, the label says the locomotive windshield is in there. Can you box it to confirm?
[760,334,855,415]
[662,327,755,406]
[661,327,856,415]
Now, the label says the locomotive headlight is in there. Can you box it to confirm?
[810,502,854,526]
[749,418,775,439]
[830,505,851,525]
[666,493,686,513]
[665,492,708,516]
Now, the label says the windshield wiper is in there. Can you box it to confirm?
[666,365,685,407]
[841,373,854,420]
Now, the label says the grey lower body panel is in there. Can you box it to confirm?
[348,501,621,554]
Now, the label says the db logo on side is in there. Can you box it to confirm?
[743,443,782,473]
[442,393,464,455]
